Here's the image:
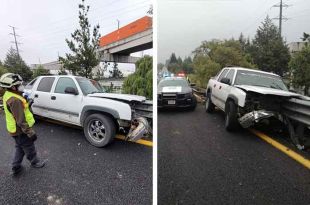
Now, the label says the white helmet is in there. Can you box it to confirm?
[0,73,23,88]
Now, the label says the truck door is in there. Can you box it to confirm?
[212,69,229,110]
[217,69,236,108]
[48,77,83,125]
[31,77,56,118]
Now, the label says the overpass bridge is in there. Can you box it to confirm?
[98,16,153,64]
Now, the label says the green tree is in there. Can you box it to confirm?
[4,48,32,81]
[122,56,152,99]
[167,53,181,73]
[289,45,310,95]
[191,39,255,87]
[169,53,177,64]
[249,16,290,76]
[109,63,123,78]
[191,55,221,88]
[302,32,310,43]
[32,65,50,78]
[59,0,100,79]
[182,56,193,74]
[157,63,164,72]
[0,64,8,77]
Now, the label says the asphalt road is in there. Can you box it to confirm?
[158,104,310,205]
[0,115,152,205]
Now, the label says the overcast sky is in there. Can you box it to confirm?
[158,0,310,63]
[0,0,152,66]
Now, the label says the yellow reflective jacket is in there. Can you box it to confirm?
[3,91,35,134]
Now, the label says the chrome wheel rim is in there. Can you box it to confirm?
[88,119,106,143]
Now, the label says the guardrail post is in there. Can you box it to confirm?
[286,117,305,150]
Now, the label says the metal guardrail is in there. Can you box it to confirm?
[192,87,206,103]
[282,98,310,127]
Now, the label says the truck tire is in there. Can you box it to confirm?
[83,113,116,147]
[225,100,239,131]
[205,91,215,113]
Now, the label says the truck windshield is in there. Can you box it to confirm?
[76,77,105,95]
[234,70,288,91]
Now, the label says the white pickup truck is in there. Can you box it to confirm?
[24,75,152,147]
[205,67,301,131]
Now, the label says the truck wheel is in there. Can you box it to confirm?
[205,91,215,113]
[83,114,116,147]
[225,101,239,131]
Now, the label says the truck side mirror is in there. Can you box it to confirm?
[64,87,78,95]
[190,83,196,87]
[220,77,231,85]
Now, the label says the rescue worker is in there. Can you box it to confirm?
[0,73,45,176]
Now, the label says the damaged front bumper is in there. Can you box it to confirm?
[238,110,275,128]
[126,117,151,141]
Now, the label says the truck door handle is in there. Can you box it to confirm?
[51,96,56,100]
[34,94,38,98]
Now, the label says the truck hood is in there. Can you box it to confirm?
[235,85,301,97]
[87,93,146,102]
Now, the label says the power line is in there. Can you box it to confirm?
[272,0,289,36]
[20,1,149,40]
[20,0,149,33]
[8,25,22,59]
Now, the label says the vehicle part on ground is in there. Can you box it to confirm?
[126,117,150,141]
[238,110,275,128]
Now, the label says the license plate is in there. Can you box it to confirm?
[168,100,176,105]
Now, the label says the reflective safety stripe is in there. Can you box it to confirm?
[3,91,35,134]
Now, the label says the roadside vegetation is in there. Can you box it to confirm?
[163,16,308,91]
[122,56,153,99]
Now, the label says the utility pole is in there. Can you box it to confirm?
[9,25,22,58]
[273,0,289,37]
[117,19,120,30]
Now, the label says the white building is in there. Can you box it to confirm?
[288,42,307,54]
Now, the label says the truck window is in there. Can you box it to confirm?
[37,77,55,92]
[55,77,78,94]
[25,77,38,89]
[217,69,229,82]
[226,69,235,84]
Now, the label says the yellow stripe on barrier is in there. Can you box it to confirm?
[116,135,153,147]
[250,129,310,170]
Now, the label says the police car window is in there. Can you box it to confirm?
[55,77,78,94]
[226,69,235,83]
[37,77,55,92]
[218,69,228,82]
